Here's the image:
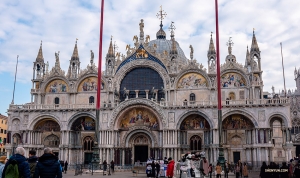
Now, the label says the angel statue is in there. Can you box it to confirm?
[133,35,138,43]
[123,87,129,99]
[145,35,150,43]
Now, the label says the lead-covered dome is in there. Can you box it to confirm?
[148,25,188,64]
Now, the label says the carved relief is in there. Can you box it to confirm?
[168,112,175,123]
[258,110,266,121]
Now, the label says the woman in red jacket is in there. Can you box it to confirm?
[166,157,175,178]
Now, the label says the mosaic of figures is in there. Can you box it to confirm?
[71,117,95,131]
[78,77,104,92]
[221,72,246,88]
[34,120,60,131]
[180,114,210,130]
[177,73,208,89]
[222,114,254,129]
[119,108,159,130]
[46,80,68,93]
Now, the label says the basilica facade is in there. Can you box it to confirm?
[5,14,294,167]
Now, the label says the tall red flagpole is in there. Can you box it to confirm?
[92,0,104,168]
[215,0,225,166]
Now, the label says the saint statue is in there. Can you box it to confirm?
[90,50,94,65]
[139,19,144,33]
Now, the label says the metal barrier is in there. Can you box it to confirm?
[74,164,83,176]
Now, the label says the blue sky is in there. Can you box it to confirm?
[1,0,300,115]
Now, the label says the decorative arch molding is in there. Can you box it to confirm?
[122,126,158,147]
[268,112,289,127]
[114,59,170,89]
[222,109,259,128]
[28,114,62,130]
[221,69,250,87]
[76,74,107,92]
[110,98,166,129]
[41,76,69,93]
[175,69,212,88]
[67,112,96,130]
[176,110,214,129]
[130,133,151,145]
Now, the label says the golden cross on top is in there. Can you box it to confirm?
[156,5,167,21]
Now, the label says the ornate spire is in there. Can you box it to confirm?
[207,32,216,56]
[36,40,44,62]
[107,36,114,57]
[71,39,79,60]
[156,6,167,39]
[169,22,177,55]
[250,28,260,52]
[245,46,251,65]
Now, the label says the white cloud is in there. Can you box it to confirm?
[0,0,300,111]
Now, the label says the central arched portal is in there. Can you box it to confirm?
[130,133,151,162]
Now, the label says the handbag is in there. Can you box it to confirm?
[180,166,187,171]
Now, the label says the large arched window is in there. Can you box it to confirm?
[120,67,164,101]
[190,135,201,151]
[54,97,59,105]
[190,93,195,101]
[89,96,94,104]
[44,134,59,147]
[83,136,94,151]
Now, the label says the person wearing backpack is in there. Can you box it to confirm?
[33,147,62,178]
[28,150,38,178]
[2,146,31,178]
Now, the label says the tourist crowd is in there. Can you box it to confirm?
[0,147,68,178]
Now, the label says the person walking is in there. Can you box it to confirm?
[166,157,175,178]
[64,161,68,174]
[2,147,31,178]
[215,162,222,178]
[155,161,160,178]
[33,147,62,178]
[151,161,156,178]
[259,161,268,178]
[235,163,240,178]
[110,160,115,174]
[224,160,230,178]
[242,162,248,178]
[103,160,107,175]
[28,150,38,178]
[208,164,212,178]
[0,156,7,177]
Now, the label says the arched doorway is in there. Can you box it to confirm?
[222,114,255,163]
[132,134,151,162]
[34,119,61,156]
[83,136,95,164]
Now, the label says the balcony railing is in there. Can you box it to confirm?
[9,98,289,111]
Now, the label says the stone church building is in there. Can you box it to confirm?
[5,12,294,167]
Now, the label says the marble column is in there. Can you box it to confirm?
[145,90,149,99]
[135,90,139,98]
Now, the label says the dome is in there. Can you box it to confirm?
[148,38,188,64]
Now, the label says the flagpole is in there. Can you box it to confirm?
[280,42,286,97]
[11,55,19,105]
[92,0,104,171]
[215,0,225,167]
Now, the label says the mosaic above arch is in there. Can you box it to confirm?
[177,72,208,89]
[221,72,246,88]
[71,116,95,131]
[78,77,104,92]
[222,114,254,130]
[180,114,210,130]
[34,119,60,131]
[119,108,159,130]
[46,80,68,93]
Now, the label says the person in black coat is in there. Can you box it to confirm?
[2,147,31,178]
[33,147,62,178]
[155,161,161,178]
[259,161,268,178]
[64,161,68,174]
[150,161,156,177]
[280,162,288,178]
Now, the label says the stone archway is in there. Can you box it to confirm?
[33,119,61,148]
[130,133,152,162]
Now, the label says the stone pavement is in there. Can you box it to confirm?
[63,170,260,178]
